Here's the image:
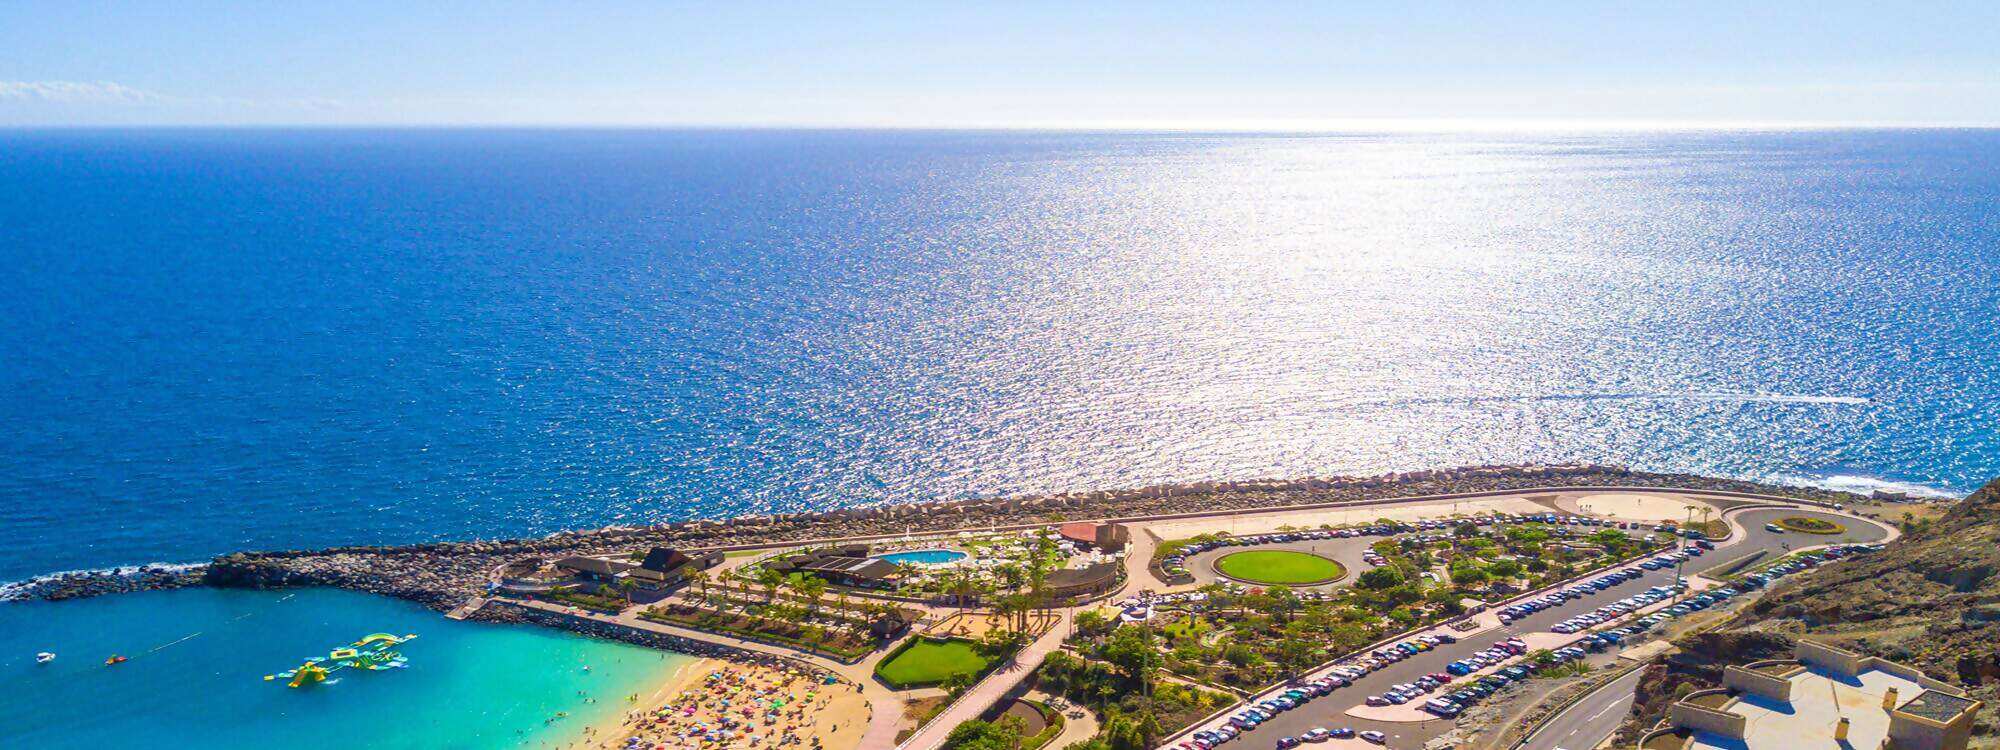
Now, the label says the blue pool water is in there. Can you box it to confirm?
[876,549,969,566]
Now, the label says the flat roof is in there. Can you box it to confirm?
[1691,665,1924,750]
[1900,690,1977,722]
[1048,562,1118,588]
[802,556,899,579]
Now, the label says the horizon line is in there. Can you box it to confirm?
[5,118,2000,133]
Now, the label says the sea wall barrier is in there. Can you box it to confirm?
[473,600,847,683]
[10,464,1886,605]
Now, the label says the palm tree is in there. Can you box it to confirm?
[992,595,1023,636]
[614,577,639,606]
[1028,534,1056,625]
[685,568,709,602]
[756,567,785,605]
[948,569,979,613]
[799,576,828,617]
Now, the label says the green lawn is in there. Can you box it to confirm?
[1776,516,1845,534]
[1214,550,1345,585]
[874,637,997,688]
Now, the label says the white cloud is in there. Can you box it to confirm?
[0,80,172,104]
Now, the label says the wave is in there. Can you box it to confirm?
[1772,474,1961,500]
[1361,392,1871,409]
[0,561,205,602]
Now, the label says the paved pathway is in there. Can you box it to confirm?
[1025,689,1101,750]
[895,610,1072,750]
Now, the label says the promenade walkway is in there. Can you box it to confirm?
[894,610,1071,750]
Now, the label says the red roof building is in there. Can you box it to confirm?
[1057,522,1130,551]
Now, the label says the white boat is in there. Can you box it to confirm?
[35,652,55,664]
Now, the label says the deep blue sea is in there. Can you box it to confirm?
[5,129,1999,583]
[3,128,1999,747]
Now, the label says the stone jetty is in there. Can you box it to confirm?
[13,464,1882,607]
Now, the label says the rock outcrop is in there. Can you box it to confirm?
[1621,477,2000,746]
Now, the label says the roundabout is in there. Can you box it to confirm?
[1213,549,1347,586]
[1774,515,1846,534]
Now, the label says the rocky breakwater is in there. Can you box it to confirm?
[36,464,1883,611]
[202,538,539,610]
[471,599,843,683]
[2,563,206,602]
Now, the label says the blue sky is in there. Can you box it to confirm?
[3,1,1997,127]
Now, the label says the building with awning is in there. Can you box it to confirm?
[1058,522,1130,551]
[799,555,904,589]
[1046,562,1121,600]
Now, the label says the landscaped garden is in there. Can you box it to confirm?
[641,601,878,661]
[875,636,1002,688]
[1213,549,1345,585]
[1775,516,1845,534]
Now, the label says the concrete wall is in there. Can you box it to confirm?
[1798,639,1868,677]
[1724,665,1795,702]
[1798,639,1964,695]
[1869,659,1963,695]
[1889,709,1976,750]
[1671,699,1747,739]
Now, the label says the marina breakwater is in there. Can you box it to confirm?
[11,464,1891,606]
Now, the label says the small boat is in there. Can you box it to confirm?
[35,652,55,664]
[104,655,128,666]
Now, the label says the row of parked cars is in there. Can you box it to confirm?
[1191,634,1466,749]
[1416,544,1885,724]
[1443,637,1529,676]
[1494,565,1645,625]
[1167,534,1879,750]
[1427,647,1588,718]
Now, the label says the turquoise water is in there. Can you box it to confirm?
[875,549,968,565]
[0,588,692,750]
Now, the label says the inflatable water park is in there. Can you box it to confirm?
[264,633,418,688]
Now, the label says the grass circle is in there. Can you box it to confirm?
[1214,550,1346,585]
[1775,516,1846,535]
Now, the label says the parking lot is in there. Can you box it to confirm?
[1168,507,1889,750]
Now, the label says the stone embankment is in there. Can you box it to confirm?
[5,564,206,601]
[19,464,1882,608]
[472,600,842,680]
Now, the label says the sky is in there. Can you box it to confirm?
[3,1,1998,128]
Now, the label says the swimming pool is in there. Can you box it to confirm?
[874,549,967,565]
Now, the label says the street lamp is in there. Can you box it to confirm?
[1672,505,1697,602]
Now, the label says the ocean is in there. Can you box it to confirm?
[2,128,1998,746]
[0,587,693,749]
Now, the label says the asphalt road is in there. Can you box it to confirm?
[1519,668,1644,750]
[1213,508,1888,750]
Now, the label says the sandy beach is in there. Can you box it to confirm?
[583,657,867,750]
